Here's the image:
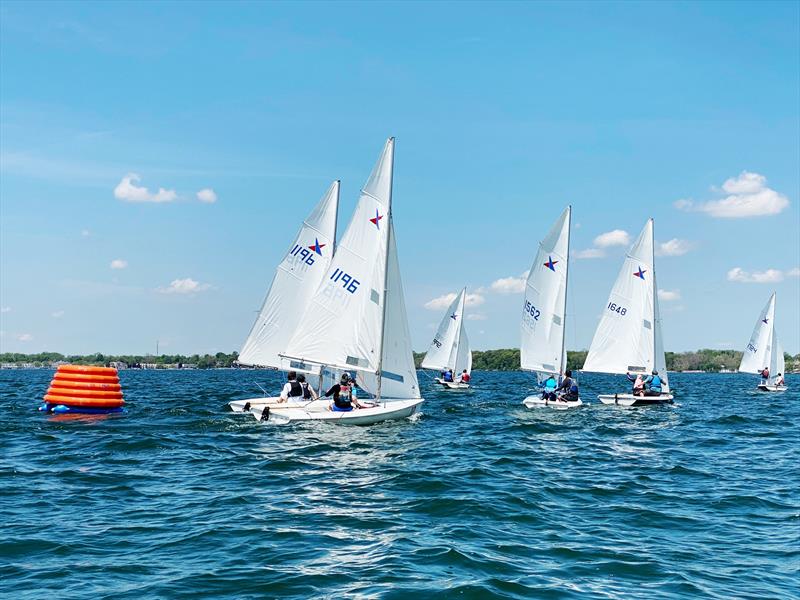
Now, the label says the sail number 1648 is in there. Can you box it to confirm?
[608,302,627,316]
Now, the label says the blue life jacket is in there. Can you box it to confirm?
[443,371,453,382]
[650,376,662,391]
[543,378,557,391]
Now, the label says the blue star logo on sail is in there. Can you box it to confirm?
[544,256,558,272]
[308,238,326,256]
[762,317,769,324]
[633,267,647,280]
[370,209,384,229]
[450,313,458,321]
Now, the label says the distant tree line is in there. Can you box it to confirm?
[2,349,798,372]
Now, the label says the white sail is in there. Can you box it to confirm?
[770,334,785,384]
[421,288,467,372]
[454,322,472,376]
[584,219,662,377]
[238,180,339,371]
[520,207,570,375]
[739,293,776,374]
[282,139,394,374]
[357,222,420,399]
[652,269,670,393]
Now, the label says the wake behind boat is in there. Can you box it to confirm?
[520,206,582,410]
[739,292,788,393]
[422,287,473,390]
[582,218,674,406]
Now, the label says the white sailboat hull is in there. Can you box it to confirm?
[522,395,582,410]
[434,378,470,390]
[229,396,291,412]
[757,384,788,392]
[249,398,423,424]
[598,393,674,407]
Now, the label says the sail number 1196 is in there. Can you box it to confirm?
[330,268,360,293]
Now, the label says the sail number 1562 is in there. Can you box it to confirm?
[608,302,627,316]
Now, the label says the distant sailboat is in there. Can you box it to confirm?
[739,293,788,392]
[520,206,581,409]
[272,137,424,424]
[583,218,673,406]
[422,287,473,389]
[229,180,339,412]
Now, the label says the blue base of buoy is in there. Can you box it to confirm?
[39,403,126,415]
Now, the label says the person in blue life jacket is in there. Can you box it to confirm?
[325,373,364,411]
[643,370,663,396]
[555,370,579,402]
[443,369,454,382]
[541,374,558,401]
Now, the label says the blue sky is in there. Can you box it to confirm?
[1,1,798,356]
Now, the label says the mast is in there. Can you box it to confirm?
[561,206,571,377]
[651,217,657,370]
[376,137,395,404]
[452,287,467,372]
[319,180,341,394]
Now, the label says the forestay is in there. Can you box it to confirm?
[739,293,776,374]
[520,206,570,375]
[238,180,339,371]
[583,219,670,393]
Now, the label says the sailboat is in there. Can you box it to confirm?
[739,293,788,392]
[421,287,473,389]
[583,218,673,406]
[520,206,581,409]
[265,137,423,424]
[229,181,340,412]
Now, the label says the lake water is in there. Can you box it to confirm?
[1,369,797,599]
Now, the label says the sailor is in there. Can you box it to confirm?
[458,369,471,384]
[555,370,578,402]
[776,373,785,386]
[626,372,645,396]
[643,370,663,396]
[443,369,454,383]
[296,373,317,400]
[541,374,557,401]
[325,372,363,411]
[279,371,304,403]
[760,367,770,381]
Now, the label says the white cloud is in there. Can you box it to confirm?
[196,188,217,203]
[114,173,177,203]
[727,267,784,284]
[656,238,694,257]
[489,271,529,294]
[110,259,128,270]
[51,310,65,318]
[17,333,33,342]
[466,313,488,321]
[1,306,10,313]
[424,292,485,310]
[787,267,800,278]
[594,229,630,248]
[81,229,90,237]
[676,171,789,218]
[574,248,605,259]
[157,277,212,294]
[658,289,681,301]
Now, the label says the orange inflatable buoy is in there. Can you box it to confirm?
[42,365,126,413]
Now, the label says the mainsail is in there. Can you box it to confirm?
[282,138,420,400]
[421,288,471,375]
[739,293,776,374]
[238,180,339,371]
[520,206,571,375]
[583,218,670,393]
